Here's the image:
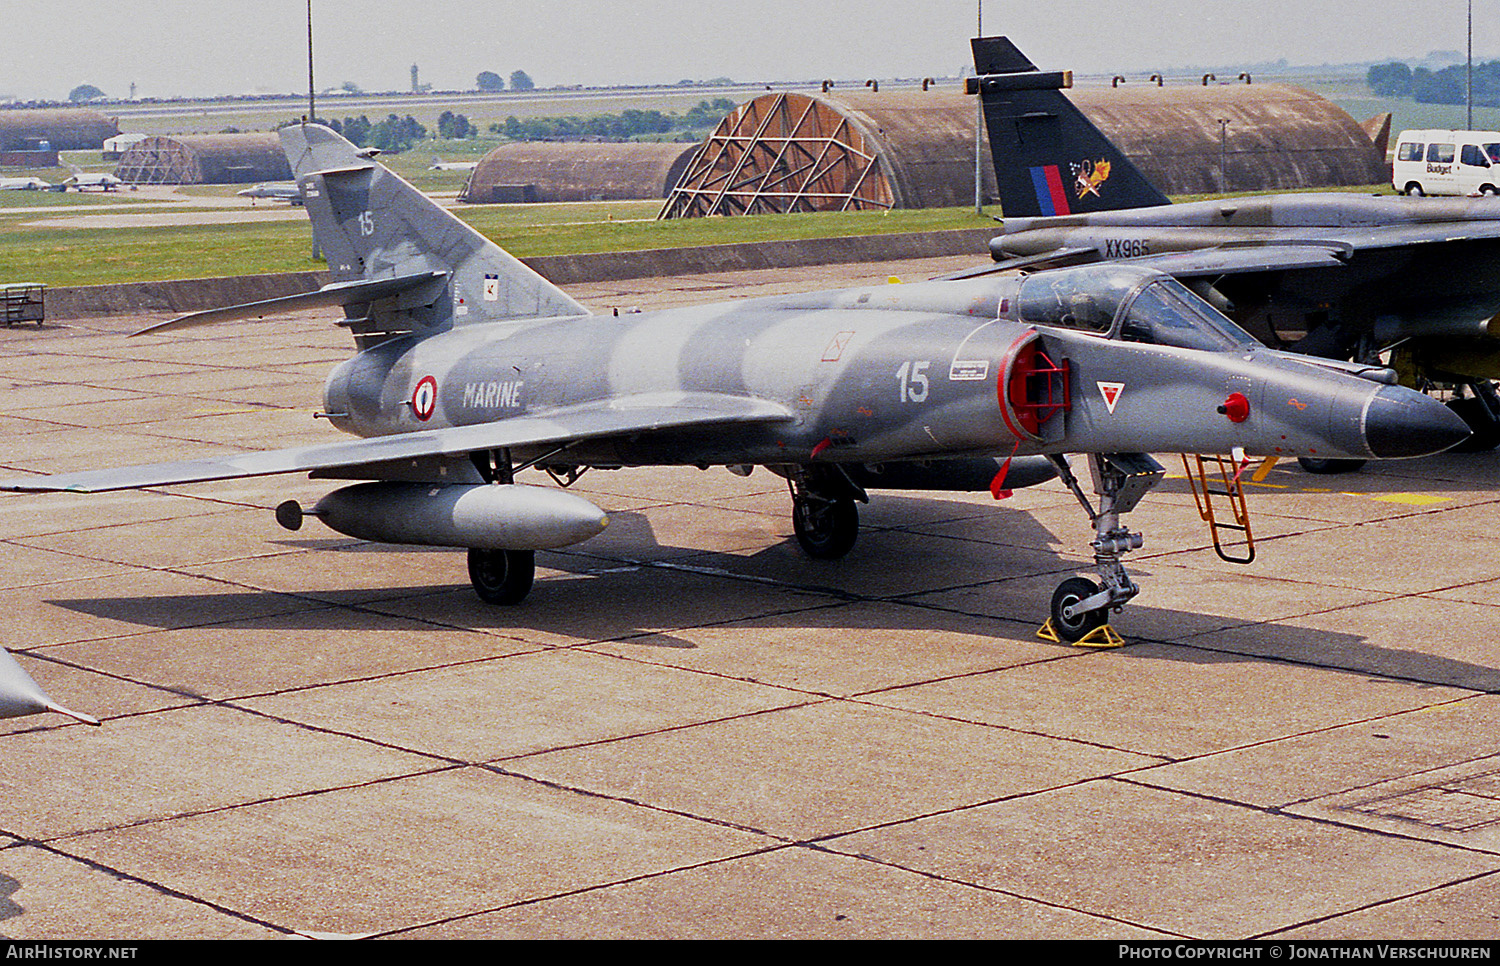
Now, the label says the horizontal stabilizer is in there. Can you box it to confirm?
[133,271,448,336]
[0,393,794,494]
[1130,244,1352,277]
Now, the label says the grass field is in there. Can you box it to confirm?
[0,197,1002,288]
[0,190,157,210]
[0,169,1413,290]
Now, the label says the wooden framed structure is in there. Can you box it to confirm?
[661,92,902,218]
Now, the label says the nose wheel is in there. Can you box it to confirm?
[1050,576,1108,642]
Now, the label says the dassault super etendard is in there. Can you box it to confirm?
[0,123,1470,720]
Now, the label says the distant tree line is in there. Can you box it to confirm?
[474,70,536,92]
[437,111,476,139]
[1368,60,1500,107]
[291,114,431,153]
[491,98,736,142]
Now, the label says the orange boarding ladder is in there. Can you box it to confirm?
[1180,453,1275,564]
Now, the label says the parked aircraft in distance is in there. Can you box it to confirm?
[0,123,1470,721]
[0,177,52,191]
[238,181,303,205]
[968,35,1500,470]
[429,155,478,171]
[60,169,124,191]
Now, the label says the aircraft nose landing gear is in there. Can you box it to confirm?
[1043,452,1162,644]
[1050,576,1108,640]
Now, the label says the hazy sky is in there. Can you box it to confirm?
[3,0,1496,101]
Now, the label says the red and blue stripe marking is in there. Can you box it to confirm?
[1029,165,1071,216]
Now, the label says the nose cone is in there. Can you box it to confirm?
[1364,386,1472,458]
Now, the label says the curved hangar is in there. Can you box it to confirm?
[0,107,120,151]
[114,133,294,185]
[661,84,1384,217]
[459,142,700,204]
[1067,82,1387,196]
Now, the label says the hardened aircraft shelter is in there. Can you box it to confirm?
[114,133,294,185]
[661,83,1386,218]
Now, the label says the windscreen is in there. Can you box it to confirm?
[1120,278,1260,352]
[1016,264,1155,333]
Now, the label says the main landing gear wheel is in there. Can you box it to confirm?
[1446,397,1500,452]
[1297,456,1367,474]
[792,496,858,559]
[467,548,535,604]
[1050,576,1108,643]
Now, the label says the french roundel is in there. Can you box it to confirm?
[411,376,438,421]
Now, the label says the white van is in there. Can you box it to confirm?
[1392,129,1500,196]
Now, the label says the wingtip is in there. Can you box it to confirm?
[1,647,99,725]
[46,701,101,726]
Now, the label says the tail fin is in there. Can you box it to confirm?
[970,36,1169,217]
[279,123,587,343]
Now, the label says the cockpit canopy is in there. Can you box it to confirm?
[1016,264,1258,353]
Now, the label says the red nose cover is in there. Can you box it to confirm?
[1222,392,1250,423]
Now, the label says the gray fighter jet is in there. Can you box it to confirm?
[61,167,124,192]
[968,35,1500,470]
[238,181,304,205]
[0,123,1470,720]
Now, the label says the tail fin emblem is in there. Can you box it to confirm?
[1073,158,1111,199]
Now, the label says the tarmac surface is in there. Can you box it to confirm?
[19,186,465,231]
[2,254,1499,939]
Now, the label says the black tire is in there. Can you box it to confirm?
[1297,456,1368,474]
[1051,576,1107,643]
[1482,185,1500,196]
[467,548,535,605]
[792,497,858,559]
[1446,397,1500,452]
[1405,182,1425,197]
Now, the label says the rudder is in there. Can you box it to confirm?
[971,36,1169,218]
[279,123,587,340]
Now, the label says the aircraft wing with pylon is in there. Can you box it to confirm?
[0,393,794,493]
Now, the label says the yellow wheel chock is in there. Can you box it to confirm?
[1037,618,1127,648]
